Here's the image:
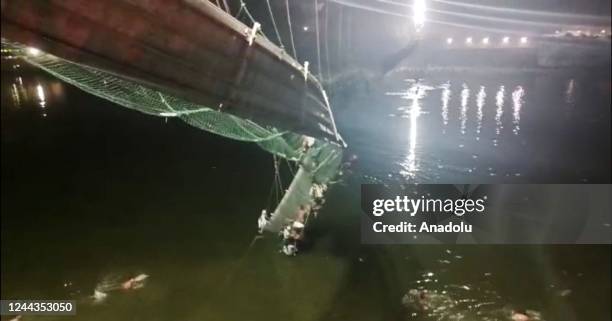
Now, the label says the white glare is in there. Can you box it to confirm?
[520,36,528,44]
[413,0,426,31]
[27,47,41,56]
[302,26,309,31]
[601,29,607,34]
[466,37,473,44]
[446,37,453,44]
[476,86,486,138]
[512,86,525,135]
[36,84,46,108]
[494,86,505,137]
[440,83,450,127]
[502,36,510,44]
[482,37,489,45]
[460,83,469,135]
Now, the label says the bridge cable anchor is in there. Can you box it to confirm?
[245,22,261,46]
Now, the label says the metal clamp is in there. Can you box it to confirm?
[246,22,261,46]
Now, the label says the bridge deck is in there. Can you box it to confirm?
[1,0,341,143]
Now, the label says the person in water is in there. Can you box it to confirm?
[280,204,311,256]
[92,274,149,303]
[402,288,542,321]
[296,204,310,224]
[257,209,271,233]
[281,223,299,256]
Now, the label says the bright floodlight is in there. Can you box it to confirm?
[502,36,510,44]
[302,26,309,32]
[465,37,473,45]
[520,36,528,44]
[413,0,426,31]
[482,37,489,45]
[601,29,607,34]
[446,37,453,45]
[26,47,41,56]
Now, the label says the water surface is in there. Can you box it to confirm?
[1,69,610,321]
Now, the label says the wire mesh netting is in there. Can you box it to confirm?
[3,41,343,226]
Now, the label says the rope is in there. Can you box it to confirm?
[314,0,323,79]
[285,158,296,177]
[337,5,343,64]
[274,155,284,203]
[222,0,231,14]
[265,0,285,49]
[239,1,257,25]
[267,155,283,208]
[324,2,331,82]
[222,234,264,288]
[235,4,244,18]
[284,0,298,60]
[276,157,284,199]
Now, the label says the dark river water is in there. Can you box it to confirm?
[333,68,611,184]
[1,68,610,321]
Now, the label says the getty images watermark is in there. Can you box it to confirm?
[361,184,611,244]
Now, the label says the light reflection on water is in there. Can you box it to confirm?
[3,75,64,118]
[494,85,505,139]
[511,86,525,135]
[391,80,524,181]
[476,85,486,139]
[440,82,450,129]
[1,71,610,321]
[460,83,470,135]
[346,72,610,184]
[391,81,432,177]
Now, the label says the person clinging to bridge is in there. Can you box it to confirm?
[280,204,311,256]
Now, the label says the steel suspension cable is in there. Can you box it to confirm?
[284,0,298,60]
[324,2,331,81]
[239,1,257,25]
[222,0,231,14]
[314,0,323,79]
[265,0,285,49]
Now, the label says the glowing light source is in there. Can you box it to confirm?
[519,36,528,44]
[302,26,309,31]
[482,37,489,45]
[446,37,453,44]
[413,0,426,31]
[465,37,473,45]
[502,36,510,44]
[26,47,41,56]
[600,29,606,34]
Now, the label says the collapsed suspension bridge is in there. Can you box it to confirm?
[1,0,345,238]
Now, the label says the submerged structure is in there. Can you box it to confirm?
[1,0,345,240]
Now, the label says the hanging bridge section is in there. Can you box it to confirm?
[0,0,342,144]
[1,0,346,243]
